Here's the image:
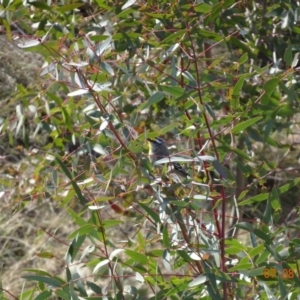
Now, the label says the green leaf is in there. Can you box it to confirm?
[163,225,171,248]
[230,263,253,271]
[55,288,70,299]
[160,123,180,134]
[29,1,51,10]
[34,290,53,300]
[128,139,144,153]
[231,117,262,134]
[239,193,268,205]
[232,76,245,96]
[253,229,272,244]
[293,26,300,34]
[68,224,95,239]
[226,247,243,255]
[232,148,252,161]
[211,158,229,179]
[102,219,123,227]
[248,267,266,277]
[177,250,194,262]
[225,239,245,249]
[229,37,256,58]
[162,30,186,44]
[162,249,172,271]
[208,56,227,69]
[22,275,62,287]
[235,222,253,231]
[67,235,86,262]
[164,278,189,297]
[145,12,172,18]
[214,270,234,282]
[264,78,279,95]
[55,157,86,205]
[100,61,115,76]
[36,252,55,259]
[86,281,103,295]
[255,249,270,265]
[194,3,212,13]
[55,3,84,12]
[262,196,272,224]
[284,39,293,66]
[138,92,165,111]
[278,178,300,194]
[67,208,86,226]
[93,196,115,203]
[139,202,160,223]
[197,29,222,41]
[264,244,282,261]
[278,275,288,297]
[269,188,281,210]
[125,250,148,264]
[265,6,282,18]
[111,155,125,177]
[159,86,184,97]
[238,53,248,65]
[248,244,264,257]
[223,0,236,9]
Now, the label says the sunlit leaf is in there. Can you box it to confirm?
[93,259,110,274]
[188,275,207,287]
[40,63,57,76]
[95,36,112,56]
[122,0,136,10]
[17,39,40,48]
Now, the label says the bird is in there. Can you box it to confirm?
[147,137,189,178]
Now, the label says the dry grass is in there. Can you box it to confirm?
[0,157,139,299]
[1,198,73,297]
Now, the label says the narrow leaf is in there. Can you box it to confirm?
[55,157,86,205]
[34,290,53,300]
[125,250,148,264]
[122,0,136,10]
[232,76,245,96]
[284,39,293,66]
[93,259,110,274]
[231,117,262,134]
[194,3,212,13]
[264,78,279,95]
[55,3,84,12]
[40,63,57,76]
[95,36,112,56]
[17,39,40,48]
[162,249,172,271]
[138,92,165,111]
[22,275,62,287]
[163,226,170,248]
[68,224,95,239]
[188,275,207,287]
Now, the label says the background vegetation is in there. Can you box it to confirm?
[1,0,300,299]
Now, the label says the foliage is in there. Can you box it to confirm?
[1,0,300,299]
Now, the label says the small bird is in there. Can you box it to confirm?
[147,137,189,178]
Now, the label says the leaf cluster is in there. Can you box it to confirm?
[1,0,300,299]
